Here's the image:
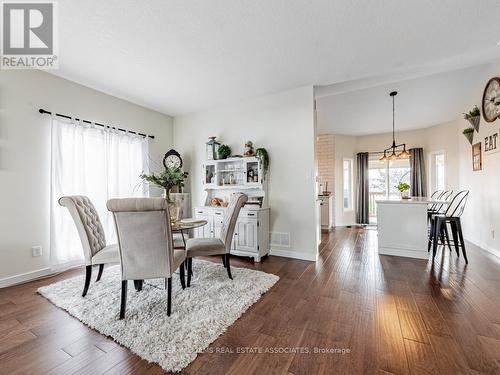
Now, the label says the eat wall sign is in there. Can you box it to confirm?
[484,128,500,155]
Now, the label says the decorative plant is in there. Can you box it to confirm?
[396,182,410,192]
[463,105,480,120]
[255,148,269,180]
[140,167,189,202]
[464,105,481,133]
[217,144,231,159]
[463,127,475,145]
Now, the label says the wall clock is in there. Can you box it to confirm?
[163,149,183,169]
[482,77,500,122]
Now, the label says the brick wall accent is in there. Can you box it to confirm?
[316,134,335,195]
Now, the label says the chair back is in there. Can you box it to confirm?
[444,190,469,218]
[428,190,443,211]
[219,193,248,252]
[107,198,174,281]
[59,196,106,265]
[430,190,442,199]
[431,190,453,213]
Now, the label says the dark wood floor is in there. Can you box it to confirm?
[2,227,500,374]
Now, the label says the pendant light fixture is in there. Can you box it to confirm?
[380,91,409,161]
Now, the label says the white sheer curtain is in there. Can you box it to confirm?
[50,116,149,269]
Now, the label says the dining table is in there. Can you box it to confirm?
[171,219,208,249]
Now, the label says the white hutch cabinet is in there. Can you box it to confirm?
[193,206,269,262]
[193,156,270,262]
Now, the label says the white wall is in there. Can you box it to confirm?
[356,121,460,190]
[319,120,460,227]
[174,86,317,261]
[0,70,174,285]
[456,62,500,256]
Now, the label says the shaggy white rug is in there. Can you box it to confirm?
[38,259,279,372]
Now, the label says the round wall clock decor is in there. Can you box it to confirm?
[163,149,183,169]
[482,77,500,122]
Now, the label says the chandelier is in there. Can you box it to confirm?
[380,91,410,161]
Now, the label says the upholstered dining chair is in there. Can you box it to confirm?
[107,198,186,319]
[59,196,120,297]
[185,193,248,287]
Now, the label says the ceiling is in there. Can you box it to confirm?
[316,63,500,136]
[53,0,500,116]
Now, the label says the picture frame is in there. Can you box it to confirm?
[472,142,482,171]
[484,128,500,155]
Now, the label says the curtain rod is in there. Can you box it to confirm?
[38,109,155,139]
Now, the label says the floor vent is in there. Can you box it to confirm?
[270,232,290,247]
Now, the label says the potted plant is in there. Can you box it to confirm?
[217,144,231,159]
[396,182,410,199]
[463,127,475,145]
[255,148,269,180]
[463,105,481,133]
[140,167,189,221]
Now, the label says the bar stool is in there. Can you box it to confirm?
[428,190,470,263]
[427,190,453,253]
[427,190,453,221]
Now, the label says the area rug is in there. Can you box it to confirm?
[38,259,279,372]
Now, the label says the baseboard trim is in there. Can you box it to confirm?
[334,222,357,227]
[0,267,52,288]
[270,248,317,262]
[465,237,500,259]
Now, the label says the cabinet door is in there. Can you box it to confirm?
[233,218,258,252]
[244,159,261,186]
[203,163,217,187]
[213,210,224,238]
[320,200,328,226]
[194,213,213,238]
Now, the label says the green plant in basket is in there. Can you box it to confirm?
[463,105,480,120]
[140,167,188,202]
[217,144,231,159]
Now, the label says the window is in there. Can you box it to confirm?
[343,159,353,211]
[429,151,446,193]
[368,156,410,222]
[50,117,149,268]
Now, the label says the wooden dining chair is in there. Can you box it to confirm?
[59,196,120,297]
[107,198,186,319]
[185,193,248,286]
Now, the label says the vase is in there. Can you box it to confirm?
[168,202,180,222]
[464,132,474,145]
[400,190,410,199]
[467,116,480,133]
[163,189,180,222]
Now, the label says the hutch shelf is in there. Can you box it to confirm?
[194,156,270,262]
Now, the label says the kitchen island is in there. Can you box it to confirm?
[376,197,439,259]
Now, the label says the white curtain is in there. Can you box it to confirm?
[50,116,149,269]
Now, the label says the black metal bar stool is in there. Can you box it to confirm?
[427,190,453,224]
[428,190,470,264]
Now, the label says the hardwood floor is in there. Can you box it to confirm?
[2,227,500,374]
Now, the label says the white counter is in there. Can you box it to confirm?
[376,197,439,259]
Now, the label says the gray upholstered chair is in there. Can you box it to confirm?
[107,197,186,319]
[185,193,248,286]
[59,196,119,297]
